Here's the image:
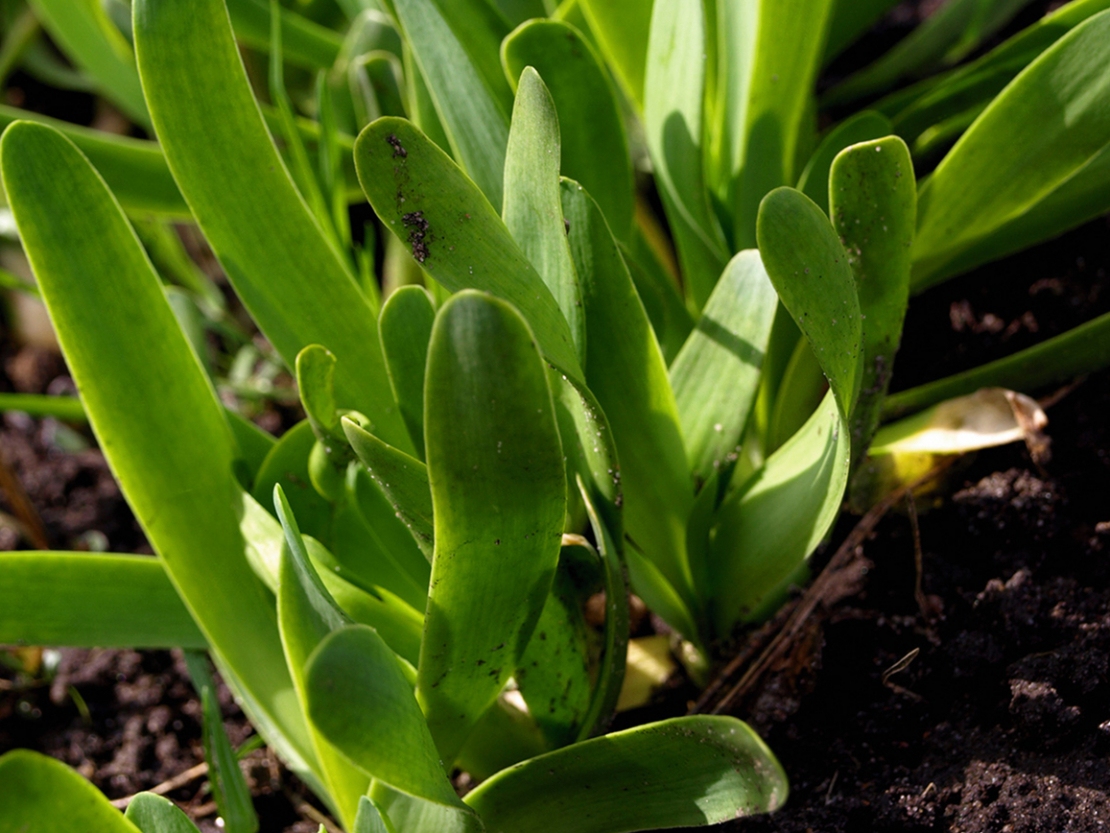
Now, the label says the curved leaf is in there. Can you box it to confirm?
[125,793,202,833]
[418,290,566,763]
[578,0,652,106]
[379,286,437,459]
[133,0,409,449]
[796,110,893,213]
[464,716,787,833]
[355,117,583,381]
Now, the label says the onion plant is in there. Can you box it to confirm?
[2,0,1110,830]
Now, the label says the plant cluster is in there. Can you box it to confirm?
[1,0,1110,831]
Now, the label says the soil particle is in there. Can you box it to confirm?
[402,210,431,263]
[386,133,407,159]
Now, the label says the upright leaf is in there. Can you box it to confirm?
[669,250,778,488]
[796,110,893,213]
[1,120,317,780]
[578,0,653,106]
[125,793,203,833]
[709,187,862,632]
[829,136,916,464]
[464,716,787,833]
[502,19,634,241]
[379,286,437,459]
[502,67,586,360]
[355,117,583,381]
[133,0,409,450]
[419,291,566,763]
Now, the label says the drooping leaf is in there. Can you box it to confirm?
[464,716,787,833]
[502,67,586,361]
[355,117,584,381]
[0,120,317,782]
[644,0,728,307]
[502,19,634,241]
[709,187,862,632]
[796,110,893,214]
[912,9,1110,289]
[0,750,141,832]
[0,552,205,649]
[379,286,437,459]
[669,250,778,488]
[306,625,472,810]
[390,0,512,204]
[125,793,203,833]
[561,181,697,634]
[418,290,566,763]
[829,136,916,464]
[133,0,409,450]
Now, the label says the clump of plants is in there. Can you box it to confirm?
[1,0,1110,830]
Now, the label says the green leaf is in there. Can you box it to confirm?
[0,391,86,421]
[883,309,1110,420]
[274,486,367,830]
[343,418,436,561]
[561,181,697,631]
[379,286,437,459]
[823,0,1036,107]
[391,0,512,204]
[912,9,1110,290]
[125,793,203,833]
[669,250,778,488]
[0,104,187,217]
[796,110,893,214]
[355,796,398,833]
[644,0,728,307]
[225,0,343,70]
[296,345,343,441]
[578,0,652,106]
[829,136,916,464]
[722,0,837,248]
[369,785,483,833]
[418,291,566,763]
[502,67,586,361]
[133,0,409,450]
[306,625,470,810]
[464,716,787,832]
[823,0,901,63]
[27,0,149,126]
[708,187,862,632]
[0,119,317,782]
[252,420,333,543]
[0,552,206,649]
[0,750,141,832]
[501,19,634,241]
[355,117,584,382]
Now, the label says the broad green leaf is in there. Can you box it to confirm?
[0,552,205,649]
[274,487,367,830]
[0,120,317,781]
[726,0,836,249]
[419,291,566,763]
[403,42,453,155]
[355,117,584,381]
[0,105,187,217]
[669,250,778,488]
[829,136,916,464]
[343,418,435,561]
[379,286,436,459]
[767,336,825,455]
[823,0,901,63]
[489,0,544,26]
[823,0,1036,107]
[884,0,1110,143]
[561,181,696,629]
[796,111,893,214]
[306,625,471,810]
[391,0,512,204]
[355,797,398,833]
[644,0,728,307]
[28,0,149,125]
[464,716,787,832]
[296,346,343,441]
[369,784,484,833]
[709,187,861,632]
[125,793,202,833]
[503,67,586,361]
[0,750,141,832]
[623,232,695,364]
[252,420,332,542]
[884,309,1110,420]
[133,0,409,450]
[578,0,653,106]
[502,19,634,241]
[912,9,1110,289]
